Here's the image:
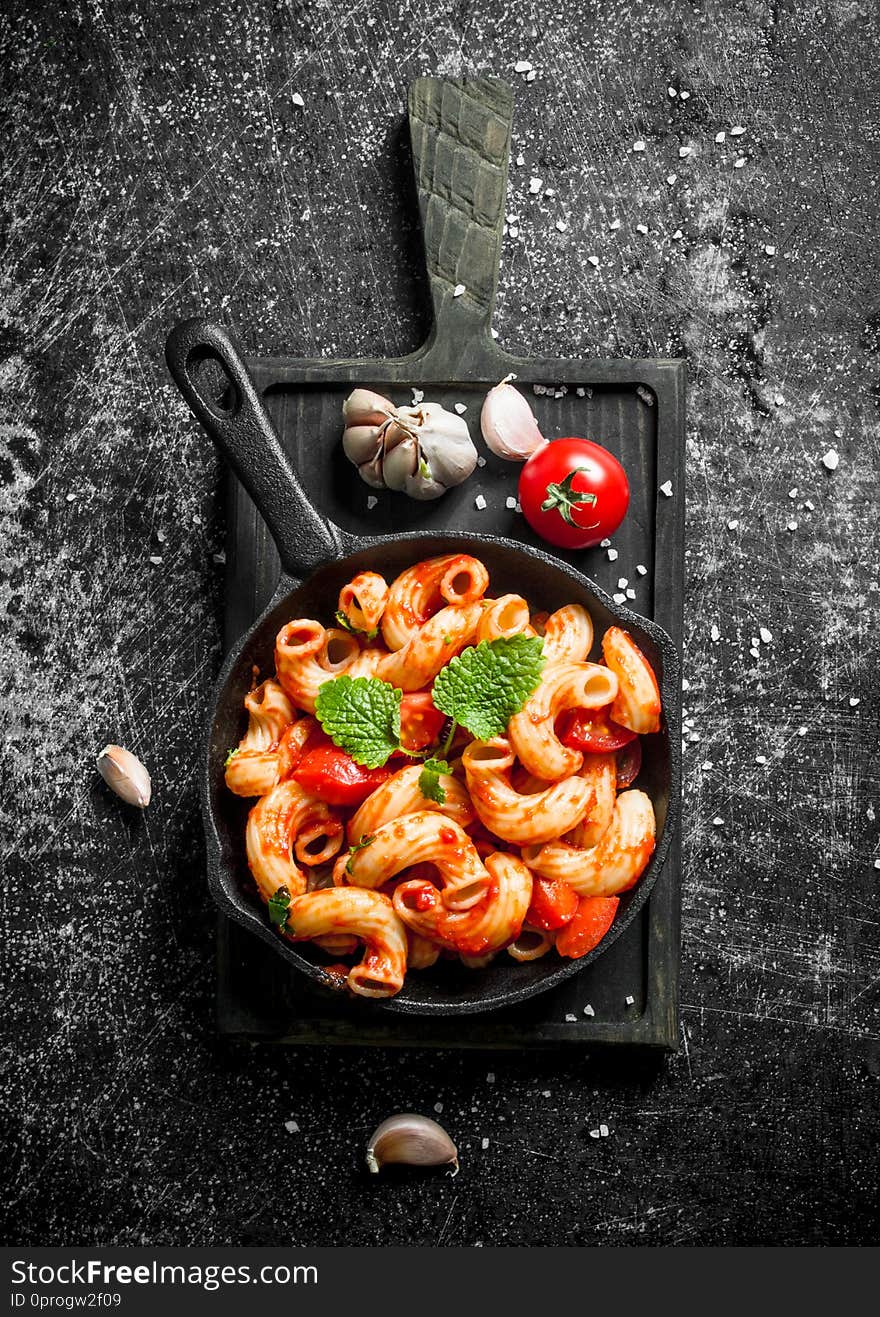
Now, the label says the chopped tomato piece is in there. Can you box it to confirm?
[525,874,579,930]
[399,691,446,753]
[555,896,619,959]
[293,746,391,807]
[559,706,637,753]
[615,737,642,788]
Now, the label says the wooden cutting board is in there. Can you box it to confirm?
[216,77,685,1048]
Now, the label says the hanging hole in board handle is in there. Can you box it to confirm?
[186,346,241,420]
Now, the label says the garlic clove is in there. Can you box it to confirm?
[342,388,395,427]
[382,434,420,492]
[418,406,478,490]
[480,374,547,461]
[366,1113,459,1175]
[97,745,152,808]
[342,423,385,466]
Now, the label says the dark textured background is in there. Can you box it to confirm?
[2,0,878,1245]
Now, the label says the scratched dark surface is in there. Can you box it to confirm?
[2,0,878,1246]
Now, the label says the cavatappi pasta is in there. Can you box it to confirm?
[226,554,663,998]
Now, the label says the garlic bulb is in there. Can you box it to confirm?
[342,391,478,500]
[97,745,152,808]
[366,1113,459,1174]
[480,374,546,461]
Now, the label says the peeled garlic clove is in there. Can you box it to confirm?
[97,745,152,808]
[366,1113,459,1175]
[417,404,478,490]
[342,388,395,427]
[480,374,546,461]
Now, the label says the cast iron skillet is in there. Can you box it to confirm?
[164,318,681,1015]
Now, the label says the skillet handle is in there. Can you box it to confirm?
[408,77,513,373]
[164,318,342,578]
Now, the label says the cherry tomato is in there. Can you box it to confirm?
[559,707,637,753]
[525,874,579,931]
[399,691,446,753]
[518,437,630,550]
[556,896,620,959]
[615,737,642,789]
[293,746,391,807]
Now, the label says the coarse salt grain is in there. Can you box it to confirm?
[66,492,76,502]
[515,153,525,167]
[626,588,636,600]
[608,218,621,230]
[291,93,305,108]
[526,70,537,82]
[822,449,839,470]
[475,494,487,510]
[727,519,739,530]
[660,479,674,496]
[481,1137,490,1149]
[713,817,724,826]
[668,86,677,98]
[583,1004,594,1016]
[613,592,626,604]
[680,90,690,100]
[730,124,746,136]
[487,1072,495,1083]
[775,394,785,406]
[599,1124,610,1137]
[760,627,772,643]
[636,564,647,575]
[587,254,600,267]
[714,130,726,143]
[600,537,611,547]
[618,577,629,589]
[636,222,649,234]
[505,496,517,510]
[454,402,467,414]
[798,726,807,736]
[633,139,646,152]
[529,176,543,194]
[679,145,692,157]
[765,244,776,255]
[734,157,747,168]
[607,548,618,561]
[453,283,465,297]
[710,624,720,641]
[788,487,798,499]
[412,388,424,404]
[850,697,860,707]
[434,1102,443,1113]
[284,1119,300,1132]
[666,173,677,184]
[672,229,683,240]
[555,218,568,232]
[787,520,798,531]
[750,646,760,658]
[514,59,533,73]
[625,994,635,1006]
[367,495,377,510]
[149,555,163,565]
[491,328,499,339]
[590,1129,601,1139]
[565,1013,577,1022]
[701,760,713,770]
[477,455,486,467]
[756,755,767,764]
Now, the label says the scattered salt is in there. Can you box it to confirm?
[668,86,677,98]
[589,1129,601,1139]
[452,283,465,297]
[787,520,798,531]
[366,495,378,510]
[750,647,760,658]
[666,173,677,184]
[626,588,636,600]
[291,92,305,108]
[599,1124,610,1137]
[679,145,692,157]
[583,1004,594,1017]
[587,254,600,267]
[660,479,674,496]
[487,1072,495,1083]
[156,529,166,543]
[756,755,767,765]
[672,229,683,240]
[474,494,487,510]
[765,244,776,256]
[477,455,486,467]
[607,548,619,561]
[555,218,568,232]
[434,1102,444,1113]
[412,388,424,404]
[490,328,499,339]
[633,139,646,152]
[788,487,798,499]
[617,577,629,589]
[454,402,467,414]
[713,817,724,826]
[730,124,746,136]
[505,496,517,510]
[797,726,807,736]
[822,449,839,470]
[613,592,626,604]
[710,624,720,641]
[734,157,747,168]
[515,153,525,167]
[514,59,533,73]
[727,519,739,530]
[679,90,690,101]
[636,564,647,575]
[600,538,611,547]
[760,627,772,644]
[526,70,537,82]
[774,394,785,406]
[849,697,860,708]
[149,555,163,565]
[714,130,726,143]
[481,1137,490,1149]
[625,994,635,1006]
[284,1119,300,1132]
[608,218,621,230]
[529,176,543,194]
[66,492,76,502]
[636,222,649,234]
[565,1013,577,1022]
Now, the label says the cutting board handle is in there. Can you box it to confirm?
[408,77,513,373]
[164,318,344,578]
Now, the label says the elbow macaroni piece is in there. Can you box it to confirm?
[246,780,344,907]
[285,887,408,998]
[224,679,295,797]
[344,810,491,910]
[507,926,556,962]
[602,627,662,735]
[508,660,619,782]
[393,852,533,957]
[348,763,475,845]
[337,571,389,635]
[381,554,490,651]
[522,789,656,896]
[463,738,597,845]
[475,594,532,643]
[374,602,481,691]
[541,604,594,664]
[565,752,617,849]
[275,620,364,713]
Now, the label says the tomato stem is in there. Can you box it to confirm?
[541,466,598,526]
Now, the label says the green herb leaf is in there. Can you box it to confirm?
[432,636,546,740]
[418,758,451,805]
[346,833,376,874]
[315,675,402,768]
[267,887,291,930]
[334,608,378,642]
[224,747,240,767]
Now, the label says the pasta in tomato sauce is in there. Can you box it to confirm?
[229,554,662,998]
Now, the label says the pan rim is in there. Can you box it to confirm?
[202,529,681,1016]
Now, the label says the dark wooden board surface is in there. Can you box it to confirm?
[218,365,685,1047]
[2,0,878,1246]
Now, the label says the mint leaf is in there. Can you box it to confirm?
[432,636,545,740]
[315,676,402,768]
[419,758,451,805]
[224,747,240,767]
[267,887,291,930]
[334,608,378,642]
[346,833,375,874]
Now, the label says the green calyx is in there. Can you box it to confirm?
[541,467,599,527]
